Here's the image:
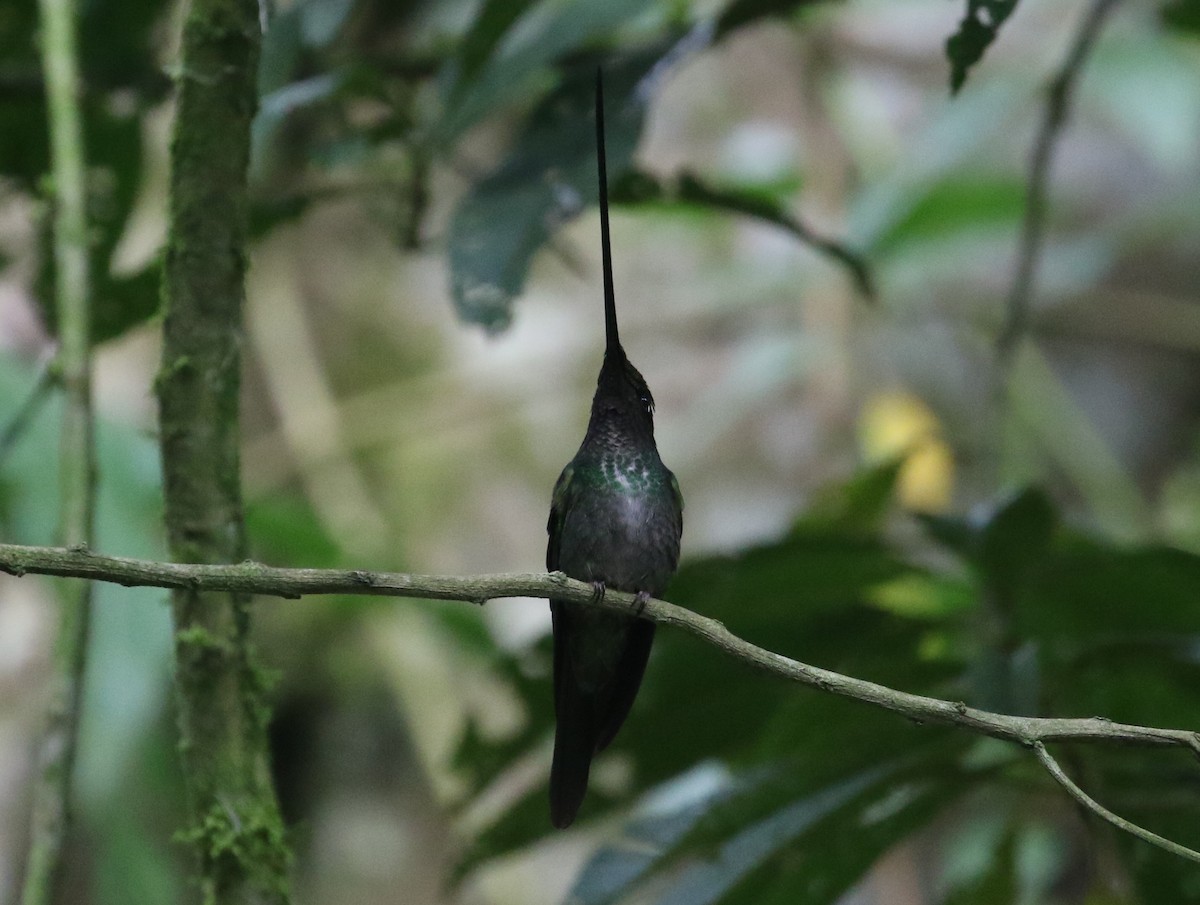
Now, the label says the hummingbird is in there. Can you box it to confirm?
[545,70,684,829]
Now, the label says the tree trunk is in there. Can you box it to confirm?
[157,0,292,900]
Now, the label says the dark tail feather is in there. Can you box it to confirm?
[596,620,655,751]
[550,681,597,829]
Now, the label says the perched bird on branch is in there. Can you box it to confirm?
[545,69,684,829]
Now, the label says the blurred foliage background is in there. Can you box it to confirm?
[2,0,1200,902]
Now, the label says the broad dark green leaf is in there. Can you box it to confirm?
[914,487,1057,607]
[1049,745,1200,899]
[568,765,736,905]
[447,51,660,331]
[717,762,968,905]
[0,0,165,188]
[0,0,46,189]
[1016,538,1200,640]
[802,457,904,534]
[247,493,341,569]
[451,643,553,792]
[946,0,1022,94]
[1058,650,1200,732]
[651,766,895,905]
[1161,0,1200,35]
[434,0,653,145]
[869,176,1025,256]
[447,0,540,99]
[978,487,1056,603]
[584,739,969,905]
[715,0,838,38]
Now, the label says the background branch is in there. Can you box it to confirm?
[21,0,95,894]
[3,541,1200,855]
[157,0,291,898]
[0,351,58,465]
[617,169,875,299]
[996,0,1122,367]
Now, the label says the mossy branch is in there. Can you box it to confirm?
[2,542,1200,865]
[22,0,95,896]
[158,0,290,900]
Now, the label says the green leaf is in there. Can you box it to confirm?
[448,0,540,98]
[298,0,356,48]
[93,266,161,343]
[715,0,838,38]
[802,458,904,534]
[718,763,966,905]
[446,51,660,331]
[1161,0,1200,35]
[1105,753,1200,900]
[870,176,1025,256]
[246,493,341,570]
[434,0,653,145]
[572,741,969,905]
[940,822,1018,905]
[568,765,735,905]
[914,486,1057,604]
[977,487,1057,604]
[1016,538,1200,640]
[450,643,553,791]
[0,0,166,189]
[946,0,1022,94]
[652,767,894,905]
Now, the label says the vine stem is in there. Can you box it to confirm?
[996,0,1123,367]
[21,0,95,894]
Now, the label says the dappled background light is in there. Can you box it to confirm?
[2,0,1200,902]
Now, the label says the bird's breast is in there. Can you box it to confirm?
[557,458,681,594]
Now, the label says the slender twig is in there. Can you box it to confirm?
[22,0,94,894]
[996,0,1122,367]
[618,169,874,299]
[1034,742,1200,864]
[2,542,1200,763]
[7,545,1200,859]
[0,351,59,464]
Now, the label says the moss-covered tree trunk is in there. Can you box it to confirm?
[157,0,292,900]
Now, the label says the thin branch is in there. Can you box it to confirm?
[996,0,1122,367]
[616,169,875,300]
[22,0,95,891]
[1034,741,1200,865]
[1,542,1199,763]
[0,352,58,464]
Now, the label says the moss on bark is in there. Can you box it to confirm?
[157,0,291,900]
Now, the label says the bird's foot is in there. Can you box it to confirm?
[589,581,607,606]
[631,591,650,617]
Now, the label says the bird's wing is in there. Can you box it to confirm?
[546,463,575,572]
